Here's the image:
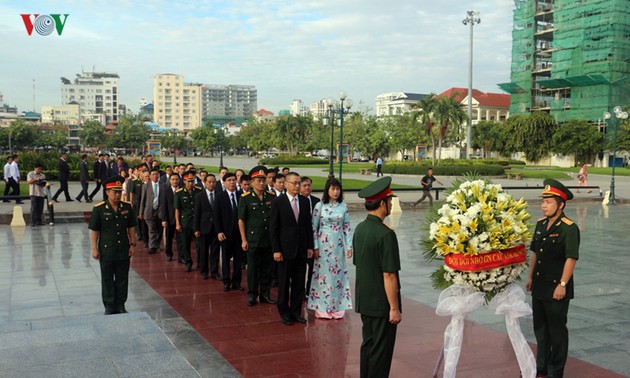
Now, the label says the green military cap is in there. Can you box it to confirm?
[542,178,573,201]
[358,176,397,202]
[249,166,268,179]
[103,176,125,191]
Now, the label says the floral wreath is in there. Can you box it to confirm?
[421,177,533,301]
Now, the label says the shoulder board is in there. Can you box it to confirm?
[194,185,202,190]
[266,191,275,196]
[241,191,251,197]
[175,188,184,193]
[382,222,395,231]
[561,217,574,226]
[94,201,106,207]
[121,200,132,205]
[537,217,546,222]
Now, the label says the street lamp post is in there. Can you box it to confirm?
[603,106,628,205]
[463,10,480,159]
[219,128,225,168]
[337,91,353,183]
[322,93,352,183]
[322,98,336,180]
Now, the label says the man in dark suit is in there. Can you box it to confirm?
[270,172,314,326]
[214,173,244,292]
[76,154,91,203]
[139,168,163,254]
[52,152,73,202]
[300,176,320,299]
[89,154,104,201]
[193,174,220,280]
[159,172,181,262]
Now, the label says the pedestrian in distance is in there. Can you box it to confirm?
[76,154,91,203]
[375,155,383,177]
[27,163,47,226]
[412,167,443,207]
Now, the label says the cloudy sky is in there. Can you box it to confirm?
[0,0,514,115]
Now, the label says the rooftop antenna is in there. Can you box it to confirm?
[32,79,36,112]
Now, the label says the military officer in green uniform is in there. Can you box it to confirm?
[353,176,402,378]
[174,170,203,272]
[89,176,137,315]
[238,166,277,307]
[526,179,579,378]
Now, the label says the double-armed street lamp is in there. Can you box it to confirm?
[462,10,480,159]
[603,106,628,205]
[322,92,353,183]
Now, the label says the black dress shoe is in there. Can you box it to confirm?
[166,256,173,262]
[67,199,74,202]
[224,284,231,292]
[260,295,276,305]
[201,274,208,280]
[118,307,128,314]
[104,309,119,315]
[75,198,82,203]
[185,265,192,272]
[247,297,257,306]
[211,274,222,281]
[232,285,244,291]
[178,258,185,264]
[149,248,157,254]
[281,316,294,326]
[292,315,307,324]
[271,280,279,287]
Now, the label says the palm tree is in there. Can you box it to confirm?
[412,94,438,165]
[433,93,466,162]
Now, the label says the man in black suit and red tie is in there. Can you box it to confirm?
[193,174,221,280]
[270,171,314,326]
[214,173,244,292]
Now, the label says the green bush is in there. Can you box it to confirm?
[262,155,327,166]
[381,161,505,176]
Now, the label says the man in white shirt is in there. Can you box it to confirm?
[2,155,13,202]
[9,155,22,204]
[27,163,47,226]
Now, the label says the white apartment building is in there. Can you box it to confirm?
[290,99,309,116]
[41,104,81,146]
[153,74,203,130]
[60,71,119,124]
[202,84,257,118]
[375,92,428,116]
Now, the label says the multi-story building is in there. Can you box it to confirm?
[153,74,203,130]
[499,0,630,122]
[375,92,428,116]
[41,104,81,146]
[60,71,119,124]
[309,99,328,120]
[438,88,510,124]
[201,84,257,119]
[290,99,309,116]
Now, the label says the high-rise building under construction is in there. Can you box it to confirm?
[499,0,630,122]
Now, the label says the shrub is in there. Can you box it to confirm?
[262,155,326,166]
[381,161,505,176]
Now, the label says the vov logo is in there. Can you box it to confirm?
[20,14,69,36]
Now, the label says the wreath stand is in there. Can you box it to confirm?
[431,284,536,378]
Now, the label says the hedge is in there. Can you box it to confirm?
[262,155,327,166]
[381,161,505,176]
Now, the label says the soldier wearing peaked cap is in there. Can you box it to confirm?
[353,177,402,378]
[175,170,203,272]
[526,178,580,378]
[89,176,137,315]
[238,166,277,307]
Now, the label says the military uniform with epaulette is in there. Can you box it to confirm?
[528,178,580,378]
[88,176,137,315]
[353,177,401,378]
[174,181,203,271]
[238,167,276,305]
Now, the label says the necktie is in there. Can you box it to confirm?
[291,197,299,222]
[153,183,159,210]
[231,192,238,221]
[209,192,214,207]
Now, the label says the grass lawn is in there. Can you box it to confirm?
[507,169,572,180]
[0,183,30,195]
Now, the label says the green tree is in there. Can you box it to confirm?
[8,119,36,149]
[386,113,423,158]
[161,131,187,152]
[275,115,313,156]
[551,120,603,164]
[505,112,557,162]
[613,118,630,153]
[79,120,107,148]
[40,124,69,150]
[433,93,466,162]
[472,120,503,158]
[411,94,439,165]
[189,125,217,155]
[238,120,276,152]
[109,116,150,150]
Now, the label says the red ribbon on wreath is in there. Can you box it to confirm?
[444,244,527,272]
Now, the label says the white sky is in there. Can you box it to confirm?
[0,0,514,114]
